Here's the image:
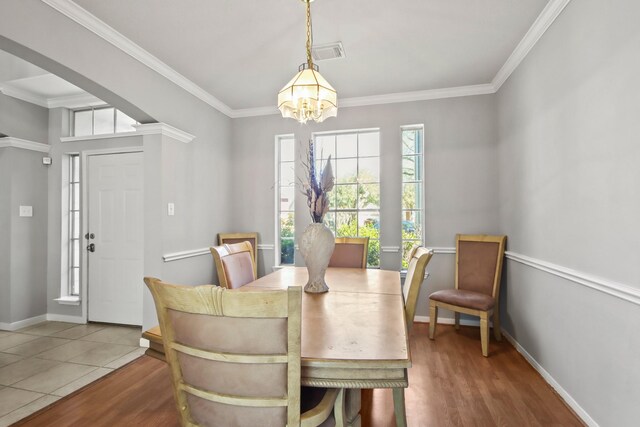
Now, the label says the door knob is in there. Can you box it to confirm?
[87,243,95,253]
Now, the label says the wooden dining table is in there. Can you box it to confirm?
[143,267,411,427]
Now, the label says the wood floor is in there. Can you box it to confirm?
[14,324,583,427]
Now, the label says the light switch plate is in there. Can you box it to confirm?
[19,206,33,217]
[167,202,175,216]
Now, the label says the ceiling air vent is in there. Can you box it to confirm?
[312,42,345,61]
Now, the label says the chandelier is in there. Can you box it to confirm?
[278,0,337,124]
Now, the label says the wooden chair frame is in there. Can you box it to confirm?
[330,237,370,269]
[429,234,507,357]
[144,277,338,427]
[218,232,258,278]
[403,246,434,332]
[210,241,256,289]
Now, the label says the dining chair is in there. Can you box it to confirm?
[218,232,258,279]
[403,246,434,333]
[210,241,256,289]
[144,277,340,427]
[428,234,507,357]
[328,237,369,269]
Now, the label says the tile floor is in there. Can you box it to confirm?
[0,321,145,426]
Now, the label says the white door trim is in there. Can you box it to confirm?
[80,146,143,323]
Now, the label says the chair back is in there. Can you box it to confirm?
[218,232,258,278]
[328,237,369,268]
[403,246,433,332]
[455,234,507,298]
[211,242,257,289]
[145,277,302,427]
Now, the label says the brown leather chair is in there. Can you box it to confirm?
[144,277,339,427]
[403,246,434,333]
[210,241,256,289]
[328,237,369,269]
[428,234,507,357]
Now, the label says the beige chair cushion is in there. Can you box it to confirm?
[429,289,495,311]
[221,251,256,289]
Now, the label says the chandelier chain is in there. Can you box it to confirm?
[306,0,313,67]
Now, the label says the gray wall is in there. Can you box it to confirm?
[0,147,48,325]
[9,148,48,322]
[0,93,49,327]
[497,0,640,425]
[231,95,499,318]
[0,148,11,323]
[0,92,49,142]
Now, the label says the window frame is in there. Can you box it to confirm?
[401,124,425,269]
[71,106,138,137]
[313,128,381,268]
[275,134,296,266]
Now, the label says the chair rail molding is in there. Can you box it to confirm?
[163,247,210,262]
[505,251,640,307]
[0,137,50,153]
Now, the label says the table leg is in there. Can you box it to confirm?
[392,387,407,427]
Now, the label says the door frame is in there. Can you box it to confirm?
[80,146,144,323]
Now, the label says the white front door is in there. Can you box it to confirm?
[87,152,144,325]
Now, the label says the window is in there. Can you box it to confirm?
[68,154,81,295]
[401,125,425,268]
[276,135,296,265]
[72,107,137,137]
[315,129,381,267]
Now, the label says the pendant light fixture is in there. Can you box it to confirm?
[278,0,337,124]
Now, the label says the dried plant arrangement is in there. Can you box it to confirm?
[300,139,334,223]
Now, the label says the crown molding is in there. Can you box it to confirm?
[41,0,233,117]
[341,84,496,108]
[492,0,571,90]
[133,123,195,143]
[0,137,50,152]
[41,0,569,118]
[0,84,49,108]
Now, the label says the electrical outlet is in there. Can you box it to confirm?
[19,206,33,217]
[167,203,175,216]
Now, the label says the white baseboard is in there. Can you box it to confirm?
[140,338,150,348]
[0,314,48,331]
[501,330,598,427]
[46,313,85,324]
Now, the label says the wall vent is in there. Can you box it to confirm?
[312,42,345,61]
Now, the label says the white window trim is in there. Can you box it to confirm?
[400,124,426,271]
[274,134,296,267]
[58,153,81,305]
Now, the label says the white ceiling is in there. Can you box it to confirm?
[72,0,548,110]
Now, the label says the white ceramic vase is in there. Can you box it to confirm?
[299,223,335,293]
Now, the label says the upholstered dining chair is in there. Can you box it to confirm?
[210,242,256,289]
[218,232,258,279]
[403,246,434,333]
[428,234,507,357]
[144,277,340,427]
[328,237,369,269]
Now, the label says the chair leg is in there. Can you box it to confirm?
[454,312,460,330]
[480,312,489,357]
[492,309,502,341]
[428,301,438,339]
